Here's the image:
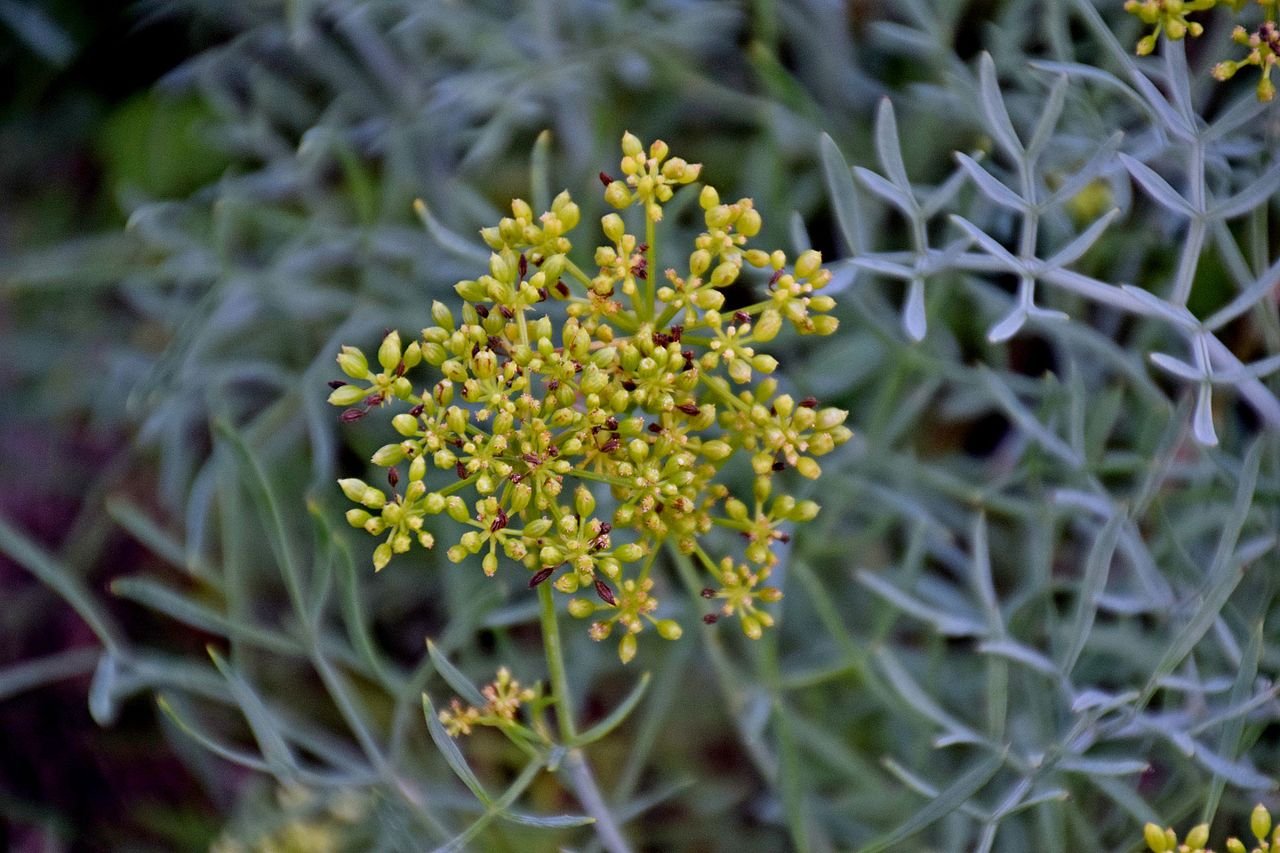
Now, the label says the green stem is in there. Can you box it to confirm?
[645,213,657,321]
[537,582,633,853]
[537,573,576,739]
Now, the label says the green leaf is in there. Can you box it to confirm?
[529,128,553,214]
[1201,619,1264,823]
[1139,438,1263,707]
[819,132,865,255]
[111,577,300,656]
[571,671,651,747]
[213,420,310,629]
[426,640,487,709]
[0,514,126,654]
[0,647,99,702]
[422,692,491,804]
[207,647,299,778]
[1060,512,1124,677]
[858,750,1006,853]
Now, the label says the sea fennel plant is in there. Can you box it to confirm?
[326,133,848,849]
[329,132,849,661]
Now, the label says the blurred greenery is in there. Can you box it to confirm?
[1,0,1279,851]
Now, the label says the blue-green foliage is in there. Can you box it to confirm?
[2,0,1279,850]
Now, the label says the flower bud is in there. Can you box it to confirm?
[699,185,719,210]
[373,543,392,571]
[702,440,733,461]
[328,384,366,406]
[378,331,403,372]
[1185,825,1208,850]
[737,207,761,236]
[796,457,821,479]
[604,181,631,208]
[392,413,419,436]
[1253,804,1272,842]
[618,632,637,664]
[568,598,595,618]
[615,542,646,562]
[337,346,369,379]
[621,131,643,158]
[431,300,454,331]
[795,249,822,280]
[656,619,682,640]
[371,443,406,467]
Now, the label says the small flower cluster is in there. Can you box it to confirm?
[1126,0,1280,101]
[1215,19,1280,101]
[438,667,538,737]
[211,785,371,853]
[329,133,850,661]
[1144,803,1279,853]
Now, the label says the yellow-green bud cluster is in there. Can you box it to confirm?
[329,133,851,662]
[1144,803,1280,853]
[437,667,538,738]
[1125,0,1280,102]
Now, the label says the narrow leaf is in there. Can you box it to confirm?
[573,672,651,747]
[859,750,1005,853]
[423,692,491,804]
[820,132,865,255]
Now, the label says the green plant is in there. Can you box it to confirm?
[4,1,1280,851]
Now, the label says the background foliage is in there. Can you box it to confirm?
[2,0,1279,850]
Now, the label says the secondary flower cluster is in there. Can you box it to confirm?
[1126,0,1279,101]
[328,133,850,661]
[437,668,538,737]
[1144,804,1279,853]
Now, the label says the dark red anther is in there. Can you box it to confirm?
[700,588,715,599]
[537,287,549,301]
[529,566,556,588]
[654,502,665,514]
[363,393,385,407]
[594,578,617,606]
[670,325,683,342]
[677,402,700,416]
[409,404,425,417]
[622,380,637,391]
[799,396,818,408]
[518,254,528,279]
[500,306,515,319]
[327,379,347,389]
[652,333,671,346]
[734,310,750,325]
[475,304,490,318]
[599,522,612,536]
[779,533,791,544]
[601,436,621,453]
[455,461,467,479]
[648,422,663,433]
[547,445,559,457]
[387,468,399,488]
[547,379,560,392]
[394,360,407,377]
[555,280,569,297]
[604,417,619,431]
[772,460,786,471]
[768,268,783,289]
[340,408,367,423]
[703,613,719,624]
[637,243,648,252]
[681,350,695,370]
[490,508,508,532]
[599,171,615,187]
[631,258,647,280]
[523,452,541,466]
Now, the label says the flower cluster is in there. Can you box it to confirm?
[1144,804,1279,853]
[1126,0,1280,101]
[1214,19,1280,101]
[329,133,850,661]
[438,667,538,737]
